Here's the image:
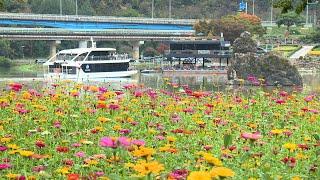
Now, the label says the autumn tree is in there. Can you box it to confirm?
[194,13,265,42]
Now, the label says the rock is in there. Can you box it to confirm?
[233,31,258,54]
[228,53,303,86]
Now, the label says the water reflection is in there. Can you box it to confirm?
[0,70,319,93]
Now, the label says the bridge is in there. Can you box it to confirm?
[0,13,197,59]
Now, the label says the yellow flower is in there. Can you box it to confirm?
[270,129,283,135]
[80,139,94,145]
[132,146,155,158]
[6,173,20,179]
[187,171,211,180]
[56,166,70,174]
[167,136,176,143]
[283,143,297,152]
[291,176,302,180]
[210,167,235,177]
[0,137,12,143]
[113,125,121,130]
[202,153,223,166]
[19,150,34,157]
[84,159,99,166]
[102,91,117,99]
[98,117,110,123]
[132,160,164,176]
[22,91,32,99]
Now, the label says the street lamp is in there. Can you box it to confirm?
[169,0,172,18]
[75,0,78,16]
[60,0,62,15]
[152,0,154,19]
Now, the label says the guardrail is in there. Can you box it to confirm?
[0,12,196,25]
[0,27,195,36]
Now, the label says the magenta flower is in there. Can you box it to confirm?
[119,129,131,135]
[100,137,117,148]
[134,91,143,97]
[71,143,82,148]
[108,104,120,110]
[0,146,7,152]
[118,137,131,147]
[241,132,262,140]
[131,140,145,147]
[74,151,86,158]
[168,169,188,180]
[0,163,11,170]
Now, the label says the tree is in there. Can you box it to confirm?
[0,0,4,11]
[194,13,265,42]
[276,11,304,31]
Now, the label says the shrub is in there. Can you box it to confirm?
[0,56,11,67]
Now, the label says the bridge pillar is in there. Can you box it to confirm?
[132,41,140,61]
[79,41,88,48]
[50,41,57,59]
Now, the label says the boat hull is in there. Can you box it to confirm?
[44,70,138,80]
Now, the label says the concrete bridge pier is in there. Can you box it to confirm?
[49,40,61,58]
[79,41,88,48]
[132,41,140,61]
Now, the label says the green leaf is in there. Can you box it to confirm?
[224,134,232,148]
[313,134,320,141]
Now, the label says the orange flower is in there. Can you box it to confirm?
[67,174,80,180]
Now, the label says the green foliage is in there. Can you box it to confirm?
[303,28,320,43]
[0,56,11,67]
[276,11,304,30]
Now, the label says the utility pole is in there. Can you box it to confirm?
[306,0,309,25]
[60,0,62,15]
[152,0,154,19]
[253,0,255,15]
[75,0,78,16]
[271,0,273,26]
[169,0,172,18]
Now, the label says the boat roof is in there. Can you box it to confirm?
[58,48,116,54]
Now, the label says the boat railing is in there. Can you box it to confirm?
[87,54,129,61]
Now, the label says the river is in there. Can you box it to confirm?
[0,66,319,93]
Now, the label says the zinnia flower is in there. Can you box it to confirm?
[241,132,262,140]
[0,163,11,170]
[187,171,211,180]
[100,137,117,148]
[210,167,235,178]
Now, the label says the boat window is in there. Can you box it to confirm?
[75,53,88,61]
[88,51,112,61]
[56,53,77,61]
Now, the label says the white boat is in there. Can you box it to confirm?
[43,47,138,80]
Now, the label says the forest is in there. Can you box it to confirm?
[0,0,319,59]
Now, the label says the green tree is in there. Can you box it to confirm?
[276,11,304,30]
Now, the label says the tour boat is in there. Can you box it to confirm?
[43,48,138,80]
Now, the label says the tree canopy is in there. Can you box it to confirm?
[194,13,265,42]
[276,11,304,30]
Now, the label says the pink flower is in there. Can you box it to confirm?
[108,104,120,110]
[134,91,143,97]
[241,132,262,140]
[0,146,7,152]
[74,151,86,158]
[304,95,314,102]
[118,137,131,147]
[71,143,82,148]
[0,163,11,170]
[32,165,46,172]
[119,129,131,135]
[168,169,188,180]
[155,135,165,140]
[131,140,145,147]
[100,137,117,148]
[95,171,104,177]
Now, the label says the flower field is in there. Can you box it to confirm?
[0,81,319,179]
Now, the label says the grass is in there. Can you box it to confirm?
[272,45,302,58]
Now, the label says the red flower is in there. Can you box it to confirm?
[35,140,46,148]
[63,159,74,166]
[9,83,23,92]
[67,174,80,180]
[282,157,296,167]
[56,146,69,153]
